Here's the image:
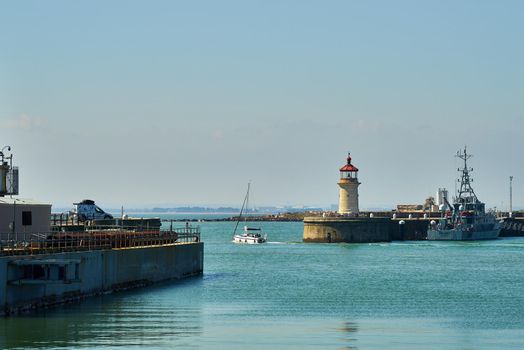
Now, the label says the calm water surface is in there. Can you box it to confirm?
[1,217,524,349]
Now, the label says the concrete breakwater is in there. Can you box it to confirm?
[303,217,436,243]
[500,218,524,237]
[303,217,390,243]
[303,216,524,242]
[1,242,203,315]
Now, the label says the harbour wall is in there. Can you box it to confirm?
[303,217,433,243]
[500,218,524,237]
[390,218,432,241]
[303,217,391,243]
[0,242,203,315]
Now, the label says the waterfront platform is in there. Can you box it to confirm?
[303,216,437,243]
[0,229,203,316]
[500,217,524,237]
[303,217,391,243]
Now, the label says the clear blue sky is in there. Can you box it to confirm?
[1,1,523,210]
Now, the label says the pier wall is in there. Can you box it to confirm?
[500,218,524,237]
[303,217,391,243]
[304,215,524,242]
[389,218,432,240]
[0,242,203,315]
[304,217,434,243]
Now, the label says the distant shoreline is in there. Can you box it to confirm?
[112,212,241,215]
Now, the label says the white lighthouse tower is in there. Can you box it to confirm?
[338,152,360,214]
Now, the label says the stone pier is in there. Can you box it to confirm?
[303,217,391,243]
[303,216,435,243]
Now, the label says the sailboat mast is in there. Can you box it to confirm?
[233,182,250,236]
[245,182,250,222]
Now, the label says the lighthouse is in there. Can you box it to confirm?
[338,152,360,214]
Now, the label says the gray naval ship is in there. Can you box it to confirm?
[427,147,500,241]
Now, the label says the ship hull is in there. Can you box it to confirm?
[233,235,266,244]
[427,228,500,241]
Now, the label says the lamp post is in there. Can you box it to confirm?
[13,199,16,238]
[510,176,513,217]
[1,146,13,197]
[2,146,15,244]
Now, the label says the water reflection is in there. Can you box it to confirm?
[337,321,359,349]
[0,278,203,349]
[2,222,524,350]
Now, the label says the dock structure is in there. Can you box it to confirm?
[0,224,203,315]
[304,215,436,243]
[304,216,390,243]
[500,217,524,237]
[0,147,204,316]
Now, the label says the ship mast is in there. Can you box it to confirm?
[455,146,478,205]
[232,182,250,236]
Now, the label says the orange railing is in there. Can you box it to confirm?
[0,224,200,257]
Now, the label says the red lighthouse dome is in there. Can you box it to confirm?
[340,153,359,180]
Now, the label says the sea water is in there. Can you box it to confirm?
[1,217,524,349]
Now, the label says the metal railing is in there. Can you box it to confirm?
[50,213,81,227]
[50,213,162,228]
[0,223,200,257]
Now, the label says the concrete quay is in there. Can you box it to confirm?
[303,217,391,243]
[304,215,524,243]
[500,217,524,237]
[1,242,203,316]
[303,216,436,243]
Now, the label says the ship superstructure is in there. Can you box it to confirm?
[427,147,500,240]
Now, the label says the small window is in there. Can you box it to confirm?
[23,265,46,279]
[59,266,66,280]
[22,211,32,226]
[95,206,104,214]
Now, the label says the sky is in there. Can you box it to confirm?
[1,0,523,210]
